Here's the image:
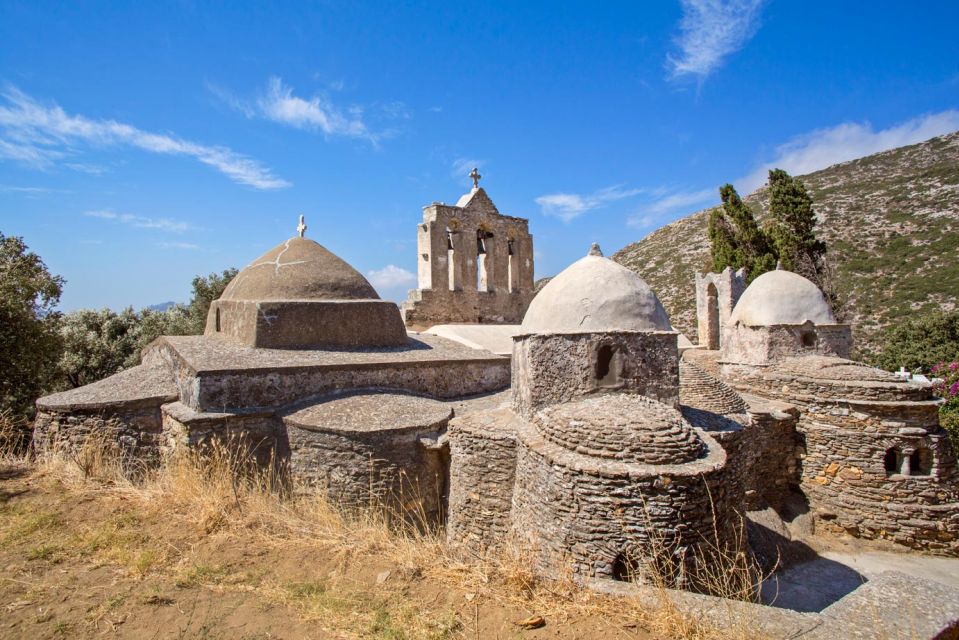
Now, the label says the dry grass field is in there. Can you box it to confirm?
[0,428,766,640]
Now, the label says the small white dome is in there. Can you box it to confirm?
[522,245,673,333]
[729,270,836,326]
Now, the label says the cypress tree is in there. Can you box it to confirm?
[708,184,777,283]
[767,169,826,279]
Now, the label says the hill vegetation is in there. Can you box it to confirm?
[614,131,959,360]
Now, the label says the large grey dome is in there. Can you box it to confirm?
[522,245,672,333]
[729,270,835,326]
[221,237,380,302]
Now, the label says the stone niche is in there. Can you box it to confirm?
[401,183,535,328]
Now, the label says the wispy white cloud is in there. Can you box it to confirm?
[627,187,716,228]
[536,185,646,223]
[667,0,765,80]
[451,157,484,183]
[84,209,193,233]
[0,86,289,189]
[0,185,55,194]
[257,77,375,141]
[213,77,384,142]
[64,162,108,175]
[157,241,200,250]
[367,265,416,290]
[738,110,959,191]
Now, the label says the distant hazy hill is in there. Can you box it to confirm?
[147,301,177,312]
[613,131,959,357]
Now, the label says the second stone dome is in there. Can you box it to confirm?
[522,244,673,333]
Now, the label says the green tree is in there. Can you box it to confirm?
[54,268,235,390]
[56,304,196,389]
[708,184,777,283]
[57,307,142,389]
[767,169,827,280]
[188,268,237,333]
[138,304,193,350]
[0,233,64,421]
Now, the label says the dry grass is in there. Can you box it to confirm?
[2,438,772,639]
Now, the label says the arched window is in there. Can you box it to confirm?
[910,449,933,476]
[705,282,720,350]
[476,229,493,292]
[215,308,221,332]
[884,447,900,475]
[612,552,640,582]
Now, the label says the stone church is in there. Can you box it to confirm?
[32,175,959,609]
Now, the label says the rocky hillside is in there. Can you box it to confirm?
[614,131,959,357]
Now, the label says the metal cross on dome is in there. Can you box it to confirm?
[469,167,482,189]
[297,215,307,238]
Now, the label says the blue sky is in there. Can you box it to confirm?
[1,1,957,310]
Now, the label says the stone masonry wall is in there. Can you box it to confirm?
[511,331,679,419]
[796,399,959,554]
[402,288,534,327]
[446,407,519,549]
[510,421,735,587]
[281,423,449,525]
[34,402,167,467]
[722,323,852,370]
[160,403,280,469]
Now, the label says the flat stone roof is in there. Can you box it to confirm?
[424,325,520,356]
[283,391,451,434]
[37,364,178,411]
[151,332,511,411]
[152,332,504,374]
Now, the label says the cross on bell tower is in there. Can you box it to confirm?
[297,215,307,238]
[469,167,482,190]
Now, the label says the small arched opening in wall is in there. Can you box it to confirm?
[705,282,720,350]
[800,329,817,349]
[446,227,456,291]
[215,308,221,332]
[507,238,516,293]
[611,551,641,582]
[476,228,493,292]
[594,344,623,388]
[909,448,933,476]
[884,447,901,475]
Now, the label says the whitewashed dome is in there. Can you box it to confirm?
[522,244,673,333]
[729,270,835,326]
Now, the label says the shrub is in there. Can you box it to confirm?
[871,311,959,374]
[932,362,959,452]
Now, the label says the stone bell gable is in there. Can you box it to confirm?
[401,170,535,328]
[695,267,746,350]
